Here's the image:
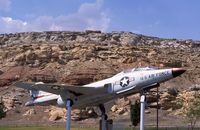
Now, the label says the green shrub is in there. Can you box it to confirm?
[130,100,140,127]
[0,97,6,119]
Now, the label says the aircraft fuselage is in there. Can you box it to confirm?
[18,67,185,108]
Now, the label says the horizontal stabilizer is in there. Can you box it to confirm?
[14,82,109,97]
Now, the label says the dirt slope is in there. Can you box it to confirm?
[0,31,199,127]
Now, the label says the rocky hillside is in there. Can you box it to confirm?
[1,30,200,48]
[0,31,199,126]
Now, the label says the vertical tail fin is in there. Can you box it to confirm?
[29,89,39,100]
[14,82,58,106]
[25,89,42,106]
[29,89,48,100]
[26,89,56,106]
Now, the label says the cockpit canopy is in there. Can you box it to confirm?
[128,67,157,72]
[114,67,158,76]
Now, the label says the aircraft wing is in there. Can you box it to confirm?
[14,82,108,97]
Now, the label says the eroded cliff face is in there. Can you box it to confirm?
[1,31,200,48]
[0,31,199,125]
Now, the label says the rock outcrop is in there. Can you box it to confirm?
[47,106,98,121]
[0,31,199,124]
[23,109,36,116]
[49,107,66,121]
[111,97,131,115]
[0,31,200,49]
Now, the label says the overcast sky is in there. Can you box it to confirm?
[0,0,200,40]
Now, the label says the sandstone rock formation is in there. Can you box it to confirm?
[23,109,36,116]
[0,31,199,124]
[71,108,98,121]
[0,95,22,112]
[47,106,98,121]
[0,31,200,49]
[49,107,66,121]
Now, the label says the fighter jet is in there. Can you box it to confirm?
[14,67,185,130]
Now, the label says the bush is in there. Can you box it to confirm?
[177,91,200,130]
[130,100,140,127]
[0,97,6,119]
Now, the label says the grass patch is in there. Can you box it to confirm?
[0,126,196,130]
[0,126,98,130]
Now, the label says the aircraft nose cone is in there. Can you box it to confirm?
[172,68,186,77]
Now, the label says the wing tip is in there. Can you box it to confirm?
[14,81,23,87]
[14,81,34,90]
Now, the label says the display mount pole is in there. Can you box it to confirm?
[140,95,145,130]
[66,100,72,130]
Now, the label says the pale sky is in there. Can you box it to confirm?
[0,0,200,40]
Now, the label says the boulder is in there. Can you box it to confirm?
[23,109,36,116]
[49,108,65,121]
[148,102,160,109]
[116,98,131,107]
[25,50,37,64]
[111,105,118,112]
[2,97,14,111]
[71,109,81,121]
[71,108,98,121]
[116,107,126,115]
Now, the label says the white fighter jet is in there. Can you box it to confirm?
[14,67,185,130]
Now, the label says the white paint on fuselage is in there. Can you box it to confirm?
[73,69,174,108]
[28,68,175,108]
[84,68,172,88]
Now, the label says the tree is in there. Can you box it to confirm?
[177,91,200,130]
[0,97,6,119]
[130,100,140,128]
